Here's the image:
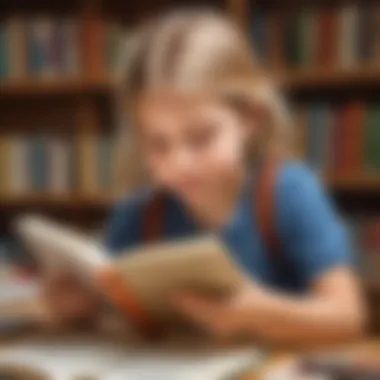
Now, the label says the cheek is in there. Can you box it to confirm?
[204,126,245,170]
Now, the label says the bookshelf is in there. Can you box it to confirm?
[2,68,380,97]
[0,78,113,96]
[1,0,380,331]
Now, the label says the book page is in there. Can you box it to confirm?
[0,336,263,380]
[15,215,108,281]
[115,236,247,322]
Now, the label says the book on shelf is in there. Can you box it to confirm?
[0,133,115,198]
[251,3,380,70]
[294,101,380,178]
[364,105,380,173]
[0,17,128,80]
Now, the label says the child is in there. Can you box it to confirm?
[48,9,366,345]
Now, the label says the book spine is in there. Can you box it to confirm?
[318,8,337,68]
[97,136,110,191]
[50,20,65,77]
[358,5,372,64]
[364,104,380,173]
[321,107,333,176]
[267,11,285,70]
[62,19,81,76]
[331,105,344,175]
[29,136,49,192]
[77,133,98,194]
[0,136,10,197]
[347,101,366,176]
[0,21,10,78]
[48,137,70,194]
[308,104,327,174]
[294,106,309,160]
[299,9,315,68]
[338,5,359,69]
[9,136,30,195]
[371,5,380,64]
[8,17,27,79]
[28,20,47,77]
[82,16,105,79]
[285,11,300,67]
[251,11,268,64]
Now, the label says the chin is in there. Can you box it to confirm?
[175,184,205,201]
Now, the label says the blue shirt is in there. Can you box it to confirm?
[104,162,352,293]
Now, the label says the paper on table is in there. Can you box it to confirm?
[0,337,263,380]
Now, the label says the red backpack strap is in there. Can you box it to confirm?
[255,160,283,256]
[143,192,167,243]
[110,192,167,340]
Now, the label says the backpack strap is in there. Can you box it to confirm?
[107,192,167,340]
[255,160,283,257]
[143,192,167,243]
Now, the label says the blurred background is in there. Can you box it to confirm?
[0,0,379,332]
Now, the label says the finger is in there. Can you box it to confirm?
[173,293,220,325]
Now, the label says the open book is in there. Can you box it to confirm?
[12,215,247,338]
[0,335,263,380]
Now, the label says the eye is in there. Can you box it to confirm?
[144,134,170,156]
[188,123,218,149]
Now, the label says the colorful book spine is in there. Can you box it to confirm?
[358,6,372,64]
[293,106,309,160]
[82,16,106,79]
[48,137,71,194]
[0,21,10,78]
[251,11,268,64]
[8,17,27,78]
[77,133,99,194]
[61,19,81,76]
[9,136,30,195]
[299,8,317,68]
[267,11,285,70]
[307,104,331,174]
[364,104,380,173]
[318,8,338,68]
[29,136,49,191]
[371,5,380,64]
[0,137,11,197]
[97,136,113,191]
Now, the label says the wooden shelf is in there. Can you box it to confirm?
[0,194,115,209]
[280,67,380,90]
[0,77,114,96]
[1,67,380,97]
[327,176,380,192]
[1,177,380,211]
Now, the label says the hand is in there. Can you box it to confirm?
[172,280,264,339]
[43,271,100,328]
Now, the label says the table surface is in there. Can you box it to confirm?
[0,333,379,380]
[248,339,380,379]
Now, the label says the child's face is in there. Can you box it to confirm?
[135,91,252,201]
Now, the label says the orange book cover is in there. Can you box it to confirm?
[82,17,105,79]
[267,11,285,71]
[339,105,352,177]
[345,102,366,176]
[318,8,338,67]
[330,106,345,176]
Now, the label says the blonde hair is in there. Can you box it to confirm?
[114,9,293,194]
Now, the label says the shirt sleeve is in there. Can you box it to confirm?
[103,193,147,256]
[276,162,353,285]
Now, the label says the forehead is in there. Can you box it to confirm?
[134,90,220,121]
